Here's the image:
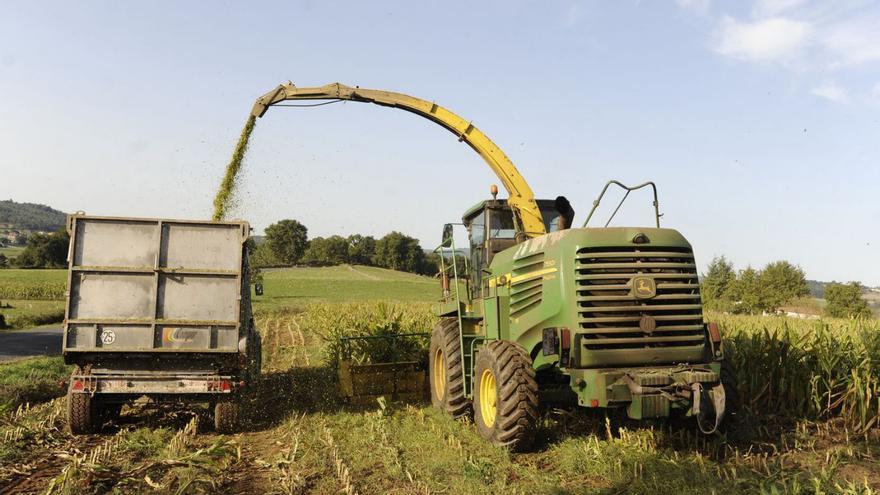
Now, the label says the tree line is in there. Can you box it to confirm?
[701,256,871,319]
[0,218,443,276]
[0,200,66,232]
[0,229,69,269]
[248,219,438,276]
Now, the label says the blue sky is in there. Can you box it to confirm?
[1,0,878,284]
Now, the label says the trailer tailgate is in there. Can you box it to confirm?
[63,215,249,355]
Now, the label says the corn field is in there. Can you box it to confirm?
[0,270,66,300]
[256,302,436,370]
[717,313,880,433]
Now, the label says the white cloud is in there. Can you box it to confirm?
[811,82,849,103]
[872,82,880,98]
[753,0,807,17]
[820,16,880,67]
[715,16,811,62]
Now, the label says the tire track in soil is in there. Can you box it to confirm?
[209,431,277,495]
[0,434,105,495]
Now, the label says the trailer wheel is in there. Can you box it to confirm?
[429,318,470,417]
[67,392,95,434]
[473,340,539,451]
[215,398,241,433]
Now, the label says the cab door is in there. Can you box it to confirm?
[466,210,487,301]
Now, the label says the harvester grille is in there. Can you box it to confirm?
[575,246,704,350]
[510,252,545,318]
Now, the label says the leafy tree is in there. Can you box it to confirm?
[302,236,350,265]
[264,219,308,265]
[14,228,69,268]
[428,250,467,276]
[250,242,283,268]
[727,267,768,315]
[0,253,7,269]
[701,256,735,310]
[346,234,376,265]
[825,282,871,319]
[373,232,430,274]
[243,238,263,284]
[759,260,809,311]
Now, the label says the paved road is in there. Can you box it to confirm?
[0,326,62,362]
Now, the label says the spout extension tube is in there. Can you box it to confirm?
[250,81,547,238]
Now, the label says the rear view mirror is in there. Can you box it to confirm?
[441,223,453,248]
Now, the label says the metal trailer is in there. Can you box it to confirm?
[62,214,261,434]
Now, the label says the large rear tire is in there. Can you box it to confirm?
[67,392,95,435]
[215,398,241,434]
[473,340,539,451]
[429,318,469,417]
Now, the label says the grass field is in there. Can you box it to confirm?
[0,269,67,329]
[0,299,65,329]
[1,265,879,493]
[256,264,437,311]
[0,356,70,412]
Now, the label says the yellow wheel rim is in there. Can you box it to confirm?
[433,348,446,399]
[479,369,497,428]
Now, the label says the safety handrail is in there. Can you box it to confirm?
[582,180,662,228]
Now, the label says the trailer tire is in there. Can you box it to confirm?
[67,392,95,435]
[473,340,539,451]
[215,398,241,433]
[429,318,470,417]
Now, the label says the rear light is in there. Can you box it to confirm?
[71,379,83,391]
[560,328,571,366]
[707,323,722,344]
[219,380,232,392]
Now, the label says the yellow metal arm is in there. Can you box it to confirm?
[252,82,546,238]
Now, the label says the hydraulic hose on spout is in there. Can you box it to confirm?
[250,81,548,239]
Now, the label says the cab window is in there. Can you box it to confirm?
[487,208,516,239]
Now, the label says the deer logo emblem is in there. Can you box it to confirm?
[633,277,656,299]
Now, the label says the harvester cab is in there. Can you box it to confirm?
[460,197,570,297]
[248,81,737,450]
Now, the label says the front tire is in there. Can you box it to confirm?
[429,318,469,417]
[473,341,539,451]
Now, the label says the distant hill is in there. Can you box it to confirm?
[0,200,66,232]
